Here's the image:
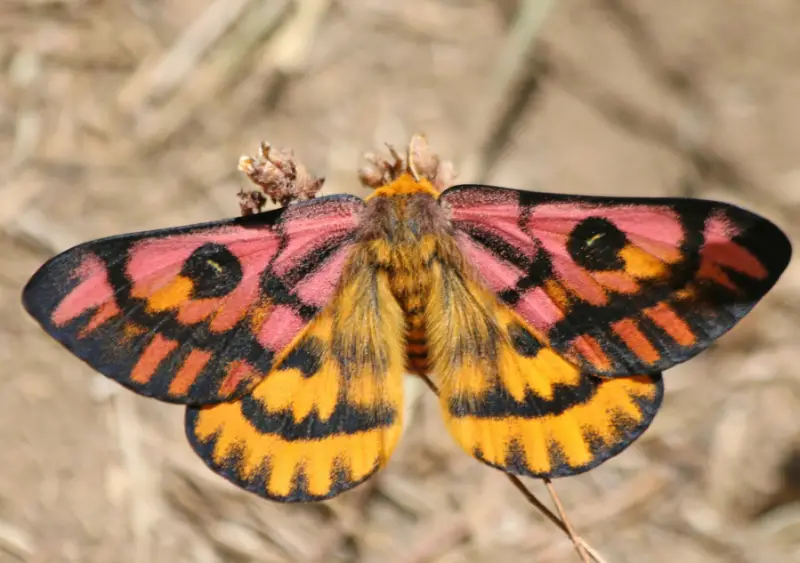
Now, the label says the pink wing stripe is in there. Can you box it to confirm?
[127,227,281,297]
[598,209,683,247]
[207,275,261,333]
[52,255,115,327]
[551,258,608,305]
[515,287,565,331]
[127,245,190,297]
[176,300,220,325]
[293,244,353,307]
[270,214,358,277]
[592,271,640,294]
[444,185,517,211]
[257,305,306,352]
[131,334,178,384]
[127,230,281,329]
[527,203,684,249]
[219,360,258,396]
[456,219,537,259]
[169,349,213,395]
[454,232,526,293]
[81,302,121,335]
[626,233,683,263]
[703,213,768,279]
[448,191,535,257]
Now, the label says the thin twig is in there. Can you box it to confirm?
[579,539,611,563]
[129,0,292,149]
[522,468,672,550]
[227,0,332,118]
[506,474,567,532]
[118,0,256,111]
[418,374,604,562]
[544,478,592,563]
[0,520,34,560]
[460,0,556,182]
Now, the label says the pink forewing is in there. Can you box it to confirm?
[527,202,683,242]
[22,195,367,406]
[127,227,281,299]
[448,191,536,258]
[270,214,357,277]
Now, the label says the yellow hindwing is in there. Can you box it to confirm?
[426,257,663,478]
[185,255,406,501]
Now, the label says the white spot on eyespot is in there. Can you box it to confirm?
[586,233,605,246]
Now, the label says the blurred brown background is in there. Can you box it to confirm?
[2,1,799,562]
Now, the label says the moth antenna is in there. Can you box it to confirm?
[406,139,421,181]
[384,143,405,179]
[408,158,421,181]
[385,143,401,162]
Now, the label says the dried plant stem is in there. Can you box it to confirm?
[129,0,292,148]
[117,0,256,111]
[461,0,556,182]
[579,539,611,563]
[544,478,592,563]
[418,374,603,562]
[505,474,566,531]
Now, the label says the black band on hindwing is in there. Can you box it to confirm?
[240,396,397,441]
[448,373,599,419]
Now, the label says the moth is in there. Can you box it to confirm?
[22,140,791,502]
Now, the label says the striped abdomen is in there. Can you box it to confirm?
[386,243,435,376]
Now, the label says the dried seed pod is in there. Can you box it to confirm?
[238,142,324,210]
[407,134,440,181]
[237,189,267,216]
[433,159,458,191]
[358,163,386,188]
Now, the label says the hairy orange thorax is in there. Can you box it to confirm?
[362,174,447,375]
[365,173,440,200]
